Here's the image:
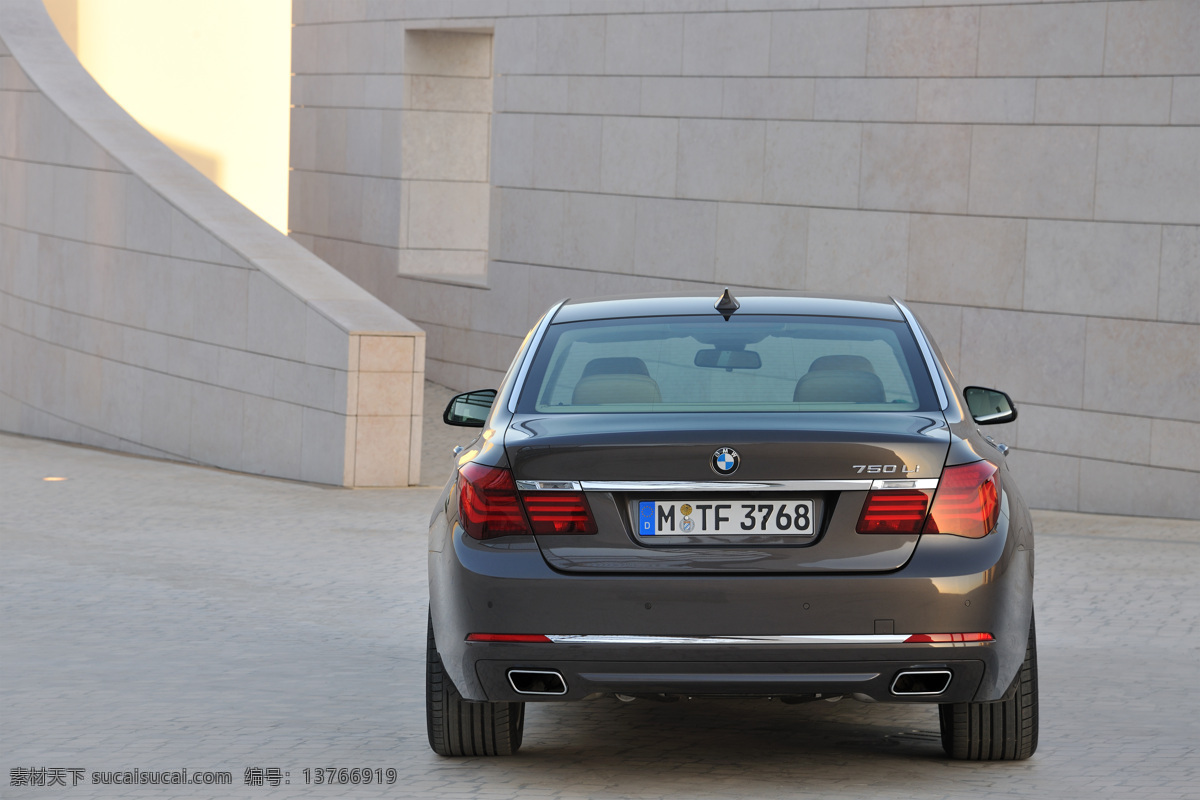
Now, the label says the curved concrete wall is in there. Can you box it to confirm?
[289,0,1200,518]
[0,0,425,486]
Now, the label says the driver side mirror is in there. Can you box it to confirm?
[443,389,497,428]
[963,386,1017,425]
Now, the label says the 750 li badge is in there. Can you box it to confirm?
[712,448,740,475]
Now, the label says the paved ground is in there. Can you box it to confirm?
[3,385,1200,799]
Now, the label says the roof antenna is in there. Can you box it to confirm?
[715,287,740,320]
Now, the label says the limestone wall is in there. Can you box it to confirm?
[0,0,425,486]
[289,0,1199,517]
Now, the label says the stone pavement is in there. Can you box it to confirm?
[3,386,1199,799]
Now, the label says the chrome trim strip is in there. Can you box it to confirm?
[570,479,937,492]
[578,479,873,492]
[546,634,912,645]
[581,671,880,685]
[515,480,583,491]
[893,299,949,411]
[871,478,939,490]
[506,299,567,413]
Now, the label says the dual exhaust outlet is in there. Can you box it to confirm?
[508,669,568,696]
[890,669,952,696]
[507,668,950,697]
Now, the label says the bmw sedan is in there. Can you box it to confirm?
[427,292,1037,761]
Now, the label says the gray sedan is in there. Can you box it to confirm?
[427,292,1037,761]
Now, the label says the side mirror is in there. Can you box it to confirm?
[443,389,497,428]
[963,386,1017,425]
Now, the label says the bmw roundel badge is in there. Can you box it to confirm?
[712,447,740,475]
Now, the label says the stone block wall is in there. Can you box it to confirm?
[0,0,425,486]
[289,0,1199,517]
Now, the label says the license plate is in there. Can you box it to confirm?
[638,500,816,536]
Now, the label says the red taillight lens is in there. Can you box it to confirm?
[904,632,994,643]
[923,460,1001,538]
[466,633,552,643]
[856,490,930,534]
[457,462,530,539]
[457,464,599,539]
[522,492,598,534]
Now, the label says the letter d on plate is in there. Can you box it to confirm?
[639,502,655,535]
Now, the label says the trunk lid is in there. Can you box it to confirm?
[505,412,949,573]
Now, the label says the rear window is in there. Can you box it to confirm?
[518,315,938,414]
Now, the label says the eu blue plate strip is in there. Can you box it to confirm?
[638,501,655,536]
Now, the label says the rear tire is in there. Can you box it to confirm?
[426,614,524,756]
[938,614,1038,760]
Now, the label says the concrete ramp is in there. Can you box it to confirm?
[0,0,425,486]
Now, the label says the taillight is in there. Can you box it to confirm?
[923,460,1000,538]
[457,463,598,539]
[522,493,598,534]
[856,490,929,534]
[466,633,552,643]
[904,632,994,643]
[458,462,530,539]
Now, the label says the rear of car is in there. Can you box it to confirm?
[426,294,1036,761]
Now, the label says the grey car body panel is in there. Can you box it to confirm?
[551,294,906,325]
[539,491,918,573]
[505,412,948,482]
[506,412,948,573]
[476,660,988,704]
[428,293,1035,708]
[894,299,950,410]
[429,504,1031,704]
[503,300,564,414]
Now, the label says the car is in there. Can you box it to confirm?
[426,291,1037,761]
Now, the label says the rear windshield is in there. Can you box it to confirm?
[518,315,939,414]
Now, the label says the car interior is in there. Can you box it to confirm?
[571,353,890,406]
[792,354,887,404]
[571,356,664,405]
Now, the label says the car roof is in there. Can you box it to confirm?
[552,292,905,323]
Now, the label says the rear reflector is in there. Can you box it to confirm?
[904,632,994,643]
[923,460,1001,539]
[522,492,598,534]
[466,633,553,643]
[856,490,930,534]
[458,462,530,540]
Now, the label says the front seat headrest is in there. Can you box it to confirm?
[580,357,651,378]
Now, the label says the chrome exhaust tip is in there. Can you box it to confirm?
[890,669,952,696]
[507,669,567,696]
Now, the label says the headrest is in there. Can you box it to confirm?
[794,369,886,404]
[572,374,662,405]
[581,357,651,377]
[808,354,876,373]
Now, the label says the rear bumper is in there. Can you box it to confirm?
[477,655,986,704]
[429,507,1032,704]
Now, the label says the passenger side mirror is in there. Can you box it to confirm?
[443,389,497,428]
[963,386,1017,425]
